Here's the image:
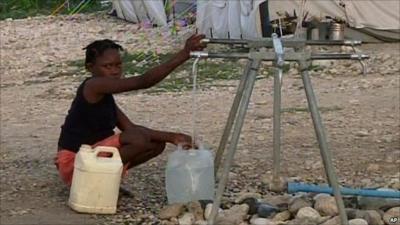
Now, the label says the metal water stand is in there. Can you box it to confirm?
[190,36,369,225]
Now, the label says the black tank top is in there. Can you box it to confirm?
[58,78,117,152]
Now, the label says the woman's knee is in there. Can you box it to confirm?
[120,126,149,147]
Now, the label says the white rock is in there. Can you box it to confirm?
[349,218,368,225]
[179,212,195,225]
[204,203,223,220]
[250,218,276,225]
[313,193,331,201]
[296,207,321,221]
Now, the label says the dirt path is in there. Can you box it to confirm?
[1,14,399,225]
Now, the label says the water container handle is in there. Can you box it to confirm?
[93,146,120,160]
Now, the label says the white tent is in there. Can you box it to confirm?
[196,0,265,39]
[111,0,167,26]
[268,0,400,30]
[111,0,400,41]
[111,0,196,26]
[196,0,399,40]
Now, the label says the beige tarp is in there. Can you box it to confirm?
[268,0,400,30]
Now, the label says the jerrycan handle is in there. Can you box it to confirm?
[93,146,120,160]
[176,141,203,151]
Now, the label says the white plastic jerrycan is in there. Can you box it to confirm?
[165,145,215,204]
[68,145,123,214]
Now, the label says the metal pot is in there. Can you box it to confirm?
[329,23,344,40]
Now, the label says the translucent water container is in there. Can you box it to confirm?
[68,145,123,214]
[166,146,215,204]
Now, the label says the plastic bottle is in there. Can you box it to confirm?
[165,145,215,204]
[68,145,123,214]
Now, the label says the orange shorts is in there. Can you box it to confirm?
[54,134,128,186]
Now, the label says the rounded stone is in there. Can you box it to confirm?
[296,207,321,221]
[349,218,368,225]
[383,207,400,225]
[314,195,338,216]
[257,203,279,218]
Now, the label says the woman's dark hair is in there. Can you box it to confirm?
[83,39,123,66]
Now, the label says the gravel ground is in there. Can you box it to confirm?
[1,13,399,225]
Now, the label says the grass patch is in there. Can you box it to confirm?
[65,50,262,93]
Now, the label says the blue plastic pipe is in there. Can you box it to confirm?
[288,182,400,199]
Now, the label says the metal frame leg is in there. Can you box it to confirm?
[208,59,261,225]
[271,67,284,191]
[214,60,253,176]
[299,61,349,225]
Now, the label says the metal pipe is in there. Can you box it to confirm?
[214,60,252,176]
[359,60,368,76]
[202,38,362,46]
[272,33,284,66]
[201,38,248,45]
[272,67,283,191]
[208,59,262,225]
[306,40,362,46]
[299,62,348,225]
[271,33,284,191]
[207,52,249,59]
[190,51,209,58]
[351,45,368,76]
[311,54,369,60]
[191,51,369,61]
